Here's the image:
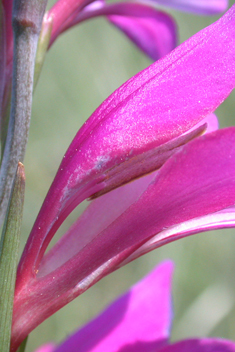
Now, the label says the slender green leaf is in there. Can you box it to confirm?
[0,163,25,352]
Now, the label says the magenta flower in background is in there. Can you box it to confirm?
[47,0,178,61]
[10,5,235,351]
[34,261,235,352]
[47,0,228,61]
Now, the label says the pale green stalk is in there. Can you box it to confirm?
[0,0,48,225]
[0,163,25,352]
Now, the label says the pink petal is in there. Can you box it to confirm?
[154,0,228,15]
[52,261,173,352]
[158,339,235,352]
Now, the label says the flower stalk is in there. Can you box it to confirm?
[0,0,48,225]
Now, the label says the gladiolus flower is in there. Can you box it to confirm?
[34,261,235,352]
[11,5,235,351]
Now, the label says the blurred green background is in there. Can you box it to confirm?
[21,0,235,350]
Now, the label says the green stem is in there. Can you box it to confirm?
[0,163,25,352]
[0,0,48,226]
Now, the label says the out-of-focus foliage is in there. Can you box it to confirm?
[23,0,235,350]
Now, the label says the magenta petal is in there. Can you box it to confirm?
[109,12,176,61]
[154,0,228,15]
[108,6,177,61]
[158,339,235,352]
[52,261,173,352]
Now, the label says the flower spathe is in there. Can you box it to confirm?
[11,5,235,351]
[34,262,235,352]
